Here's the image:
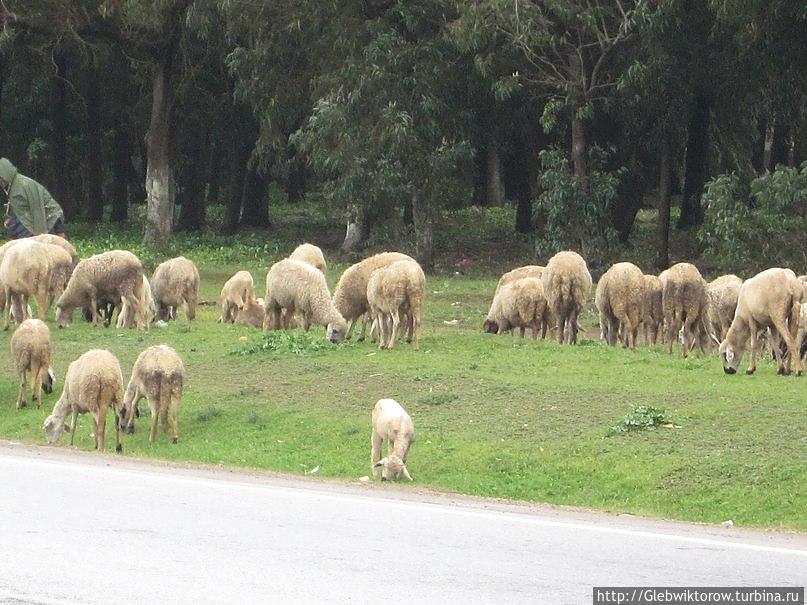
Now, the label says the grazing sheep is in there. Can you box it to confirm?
[595,262,645,349]
[42,349,125,452]
[494,265,545,295]
[235,297,266,328]
[31,234,79,269]
[41,243,73,307]
[117,275,156,329]
[10,319,55,409]
[219,271,255,323]
[483,277,549,339]
[0,240,52,328]
[55,250,146,329]
[263,258,348,342]
[333,252,415,341]
[123,345,185,443]
[661,262,708,357]
[542,251,592,344]
[797,302,807,364]
[289,243,327,274]
[642,274,664,346]
[151,256,200,321]
[719,267,803,376]
[371,398,414,481]
[367,259,426,349]
[707,274,743,342]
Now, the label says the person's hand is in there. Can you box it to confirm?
[3,218,11,230]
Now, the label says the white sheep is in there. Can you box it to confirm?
[371,398,414,481]
[595,262,645,349]
[642,274,664,346]
[289,243,327,274]
[43,349,125,452]
[706,274,743,342]
[30,233,79,269]
[151,256,200,321]
[263,258,348,342]
[117,275,156,329]
[542,251,592,344]
[366,259,426,349]
[123,345,185,443]
[0,240,52,328]
[483,277,549,339]
[10,318,55,409]
[494,265,545,295]
[219,271,255,323]
[235,297,266,328]
[661,262,708,357]
[719,267,803,376]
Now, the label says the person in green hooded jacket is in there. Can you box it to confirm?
[0,158,66,238]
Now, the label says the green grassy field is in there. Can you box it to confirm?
[0,207,804,532]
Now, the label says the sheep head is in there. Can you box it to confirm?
[42,414,67,444]
[42,367,56,394]
[326,312,348,343]
[373,455,413,481]
[55,304,73,328]
[719,339,742,374]
[483,318,499,334]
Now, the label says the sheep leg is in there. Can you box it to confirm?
[569,309,580,345]
[31,360,42,408]
[2,286,11,330]
[371,431,383,477]
[69,409,79,446]
[35,284,49,320]
[170,394,179,444]
[16,368,28,409]
[345,318,356,340]
[772,315,798,376]
[357,314,370,342]
[185,294,197,321]
[746,321,759,374]
[95,405,107,451]
[388,310,400,350]
[160,405,169,434]
[556,313,566,344]
[519,327,525,339]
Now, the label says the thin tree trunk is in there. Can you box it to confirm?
[340,204,371,260]
[224,140,248,233]
[85,53,104,222]
[762,121,774,172]
[240,161,270,227]
[485,130,503,207]
[177,127,206,231]
[286,152,307,204]
[787,126,796,167]
[403,196,413,226]
[514,130,534,233]
[656,131,672,270]
[412,191,435,272]
[110,124,132,222]
[51,51,75,220]
[205,140,221,204]
[677,93,710,229]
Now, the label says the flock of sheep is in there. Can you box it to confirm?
[3,234,803,482]
[483,250,807,377]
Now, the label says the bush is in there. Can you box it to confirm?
[699,164,807,271]
[609,404,671,435]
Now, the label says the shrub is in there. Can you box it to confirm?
[609,404,670,434]
[233,331,333,356]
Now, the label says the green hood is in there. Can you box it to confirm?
[0,158,17,187]
[0,157,63,235]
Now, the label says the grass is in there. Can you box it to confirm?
[0,203,804,532]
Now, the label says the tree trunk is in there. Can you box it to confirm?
[286,152,307,203]
[240,161,270,228]
[205,140,221,204]
[224,140,248,233]
[787,126,797,167]
[50,51,75,220]
[110,124,132,222]
[570,110,588,184]
[656,132,672,270]
[340,204,371,260]
[177,127,207,231]
[412,191,435,272]
[485,130,504,207]
[403,196,414,226]
[85,54,104,222]
[677,93,710,229]
[762,121,774,172]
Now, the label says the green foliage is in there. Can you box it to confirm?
[234,331,334,357]
[609,405,671,435]
[699,164,807,271]
[196,406,222,423]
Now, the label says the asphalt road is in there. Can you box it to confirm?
[1,443,805,604]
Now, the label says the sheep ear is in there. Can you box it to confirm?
[711,333,721,346]
[47,367,56,383]
[402,465,413,481]
[373,458,387,469]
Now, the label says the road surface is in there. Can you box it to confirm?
[1,443,805,604]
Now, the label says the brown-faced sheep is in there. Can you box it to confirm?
[43,349,125,452]
[371,398,414,481]
[366,259,426,349]
[219,271,255,323]
[483,277,549,340]
[494,265,545,295]
[542,251,592,344]
[10,319,55,409]
[642,274,664,346]
[707,274,743,342]
[263,258,348,342]
[289,243,327,274]
[151,256,200,322]
[30,234,79,269]
[719,268,803,376]
[235,297,266,328]
[661,262,708,357]
[0,240,52,328]
[595,262,645,349]
[123,345,185,443]
[333,252,415,341]
[55,250,146,329]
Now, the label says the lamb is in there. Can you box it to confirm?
[719,267,803,376]
[542,251,592,344]
[289,243,327,274]
[263,258,348,342]
[55,250,146,329]
[333,252,415,341]
[642,274,664,346]
[123,345,185,443]
[10,319,55,409]
[151,256,200,321]
[43,349,125,452]
[366,259,426,349]
[371,398,414,481]
[219,271,255,323]
[30,234,79,269]
[660,262,708,357]
[707,274,743,342]
[483,277,550,339]
[494,265,545,295]
[235,297,266,328]
[595,262,645,349]
[117,275,156,329]
[0,240,52,328]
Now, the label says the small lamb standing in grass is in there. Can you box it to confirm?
[219,270,255,323]
[123,345,185,443]
[333,252,415,341]
[43,349,125,452]
[0,239,52,328]
[660,262,708,357]
[11,319,55,409]
[484,277,549,339]
[289,243,327,274]
[642,274,664,346]
[235,297,265,328]
[263,258,347,342]
[366,259,426,349]
[542,250,592,344]
[151,256,200,321]
[595,262,645,349]
[371,398,414,481]
[719,267,803,376]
